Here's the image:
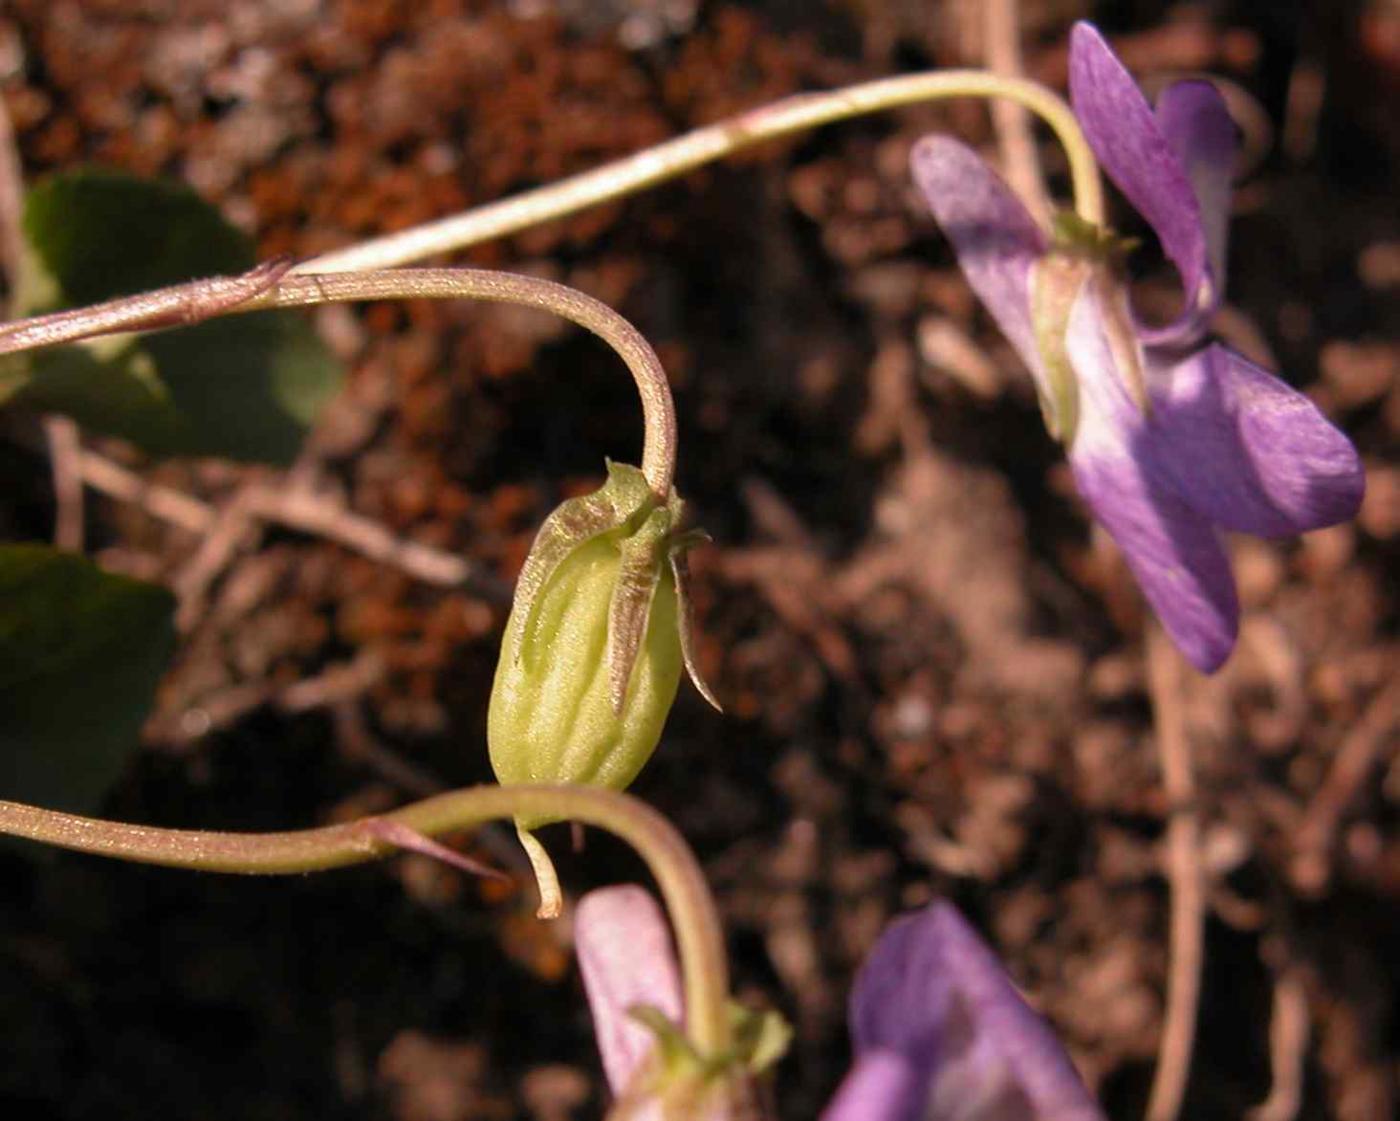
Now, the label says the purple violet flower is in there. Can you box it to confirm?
[822,901,1105,1121]
[575,886,1104,1121]
[909,21,1364,672]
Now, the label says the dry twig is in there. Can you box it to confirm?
[42,415,84,550]
[49,445,492,598]
[1248,961,1311,1121]
[150,651,385,748]
[247,485,477,589]
[1291,679,1400,895]
[76,448,211,532]
[0,79,25,285]
[171,481,265,629]
[984,0,1051,225]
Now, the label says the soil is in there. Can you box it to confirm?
[0,2,1396,1120]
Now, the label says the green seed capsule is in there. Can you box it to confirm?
[487,462,717,915]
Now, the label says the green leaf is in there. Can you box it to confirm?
[8,168,342,464]
[0,544,176,813]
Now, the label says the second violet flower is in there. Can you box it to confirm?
[575,885,1107,1121]
[909,22,1363,672]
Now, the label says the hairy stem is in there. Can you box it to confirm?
[297,70,1103,275]
[0,267,677,498]
[0,784,731,1056]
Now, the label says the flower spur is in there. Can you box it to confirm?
[910,22,1364,671]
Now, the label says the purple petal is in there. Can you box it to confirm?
[822,1052,923,1121]
[1143,345,1365,537]
[909,135,1050,387]
[575,885,683,1098]
[849,902,1107,1121]
[1066,282,1238,672]
[1155,80,1238,303]
[1068,23,1216,344]
[1072,452,1238,671]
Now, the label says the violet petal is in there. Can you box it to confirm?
[575,885,684,1099]
[1072,450,1238,672]
[1067,282,1238,672]
[1068,23,1214,343]
[1143,345,1365,537]
[909,135,1050,387]
[1154,80,1238,306]
[849,902,1107,1121]
[821,1051,924,1121]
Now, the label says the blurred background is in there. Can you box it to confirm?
[0,1,1395,1118]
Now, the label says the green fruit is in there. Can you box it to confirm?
[486,462,717,915]
[488,520,682,804]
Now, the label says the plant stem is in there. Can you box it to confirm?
[296,70,1103,275]
[1145,624,1203,1121]
[0,267,677,498]
[0,783,731,1057]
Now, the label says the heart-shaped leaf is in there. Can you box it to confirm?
[8,169,341,464]
[0,544,176,812]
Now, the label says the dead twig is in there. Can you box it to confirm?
[76,448,212,532]
[247,485,476,588]
[45,444,494,598]
[1145,624,1205,1121]
[172,481,264,630]
[154,651,384,748]
[43,415,84,550]
[985,0,1050,225]
[1290,679,1400,896]
[1248,961,1311,1121]
[0,78,25,289]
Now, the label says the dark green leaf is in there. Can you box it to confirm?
[0,544,176,813]
[9,168,342,464]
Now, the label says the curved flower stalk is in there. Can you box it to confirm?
[577,887,1102,1121]
[0,784,735,1059]
[910,22,1364,672]
[0,264,711,918]
[0,266,679,498]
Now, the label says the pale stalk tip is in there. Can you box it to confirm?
[518,823,564,919]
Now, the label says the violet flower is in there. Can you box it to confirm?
[575,885,1105,1121]
[575,885,686,1120]
[909,22,1363,671]
[822,902,1105,1121]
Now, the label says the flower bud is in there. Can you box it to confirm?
[488,462,717,915]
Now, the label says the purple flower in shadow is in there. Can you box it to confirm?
[909,22,1363,672]
[822,902,1105,1121]
[575,886,1104,1120]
